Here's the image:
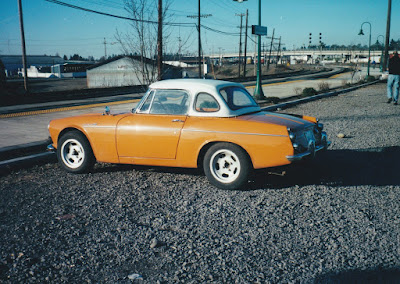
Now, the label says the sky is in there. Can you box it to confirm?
[0,0,398,59]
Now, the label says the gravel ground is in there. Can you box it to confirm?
[1,82,400,283]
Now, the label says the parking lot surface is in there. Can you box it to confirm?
[1,83,400,282]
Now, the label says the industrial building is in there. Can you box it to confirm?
[86,56,182,88]
[0,55,64,77]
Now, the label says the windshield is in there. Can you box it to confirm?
[219,86,258,110]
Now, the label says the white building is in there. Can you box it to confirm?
[86,56,182,88]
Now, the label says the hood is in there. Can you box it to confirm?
[239,111,314,129]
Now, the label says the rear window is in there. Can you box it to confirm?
[219,86,258,110]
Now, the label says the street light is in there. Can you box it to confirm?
[358,22,372,77]
[377,35,384,71]
[234,0,265,99]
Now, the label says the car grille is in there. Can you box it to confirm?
[293,127,317,154]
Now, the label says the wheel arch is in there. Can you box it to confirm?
[57,127,96,159]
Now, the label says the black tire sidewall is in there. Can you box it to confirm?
[203,143,251,190]
[57,131,95,173]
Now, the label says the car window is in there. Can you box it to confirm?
[149,90,189,115]
[137,90,154,113]
[219,86,258,110]
[195,93,220,112]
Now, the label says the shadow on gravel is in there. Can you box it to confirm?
[315,267,400,283]
[93,163,202,176]
[253,146,400,188]
[76,146,400,190]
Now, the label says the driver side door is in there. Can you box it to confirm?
[116,89,189,159]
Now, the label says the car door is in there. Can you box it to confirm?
[116,89,189,159]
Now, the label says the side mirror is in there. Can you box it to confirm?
[103,106,110,115]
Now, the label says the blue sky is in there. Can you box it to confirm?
[0,0,397,59]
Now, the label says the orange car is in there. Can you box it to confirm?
[48,79,330,190]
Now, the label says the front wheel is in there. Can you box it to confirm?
[57,131,95,173]
[203,143,252,190]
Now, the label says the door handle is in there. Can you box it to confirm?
[172,119,184,122]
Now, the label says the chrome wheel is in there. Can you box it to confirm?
[61,138,85,169]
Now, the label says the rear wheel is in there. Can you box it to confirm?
[203,143,252,190]
[57,131,95,173]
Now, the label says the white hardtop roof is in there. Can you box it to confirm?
[149,79,243,93]
[147,79,261,118]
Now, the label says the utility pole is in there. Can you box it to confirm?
[103,38,107,59]
[275,36,281,67]
[254,35,256,76]
[384,0,392,71]
[18,0,28,93]
[198,0,201,78]
[157,0,163,80]
[236,13,245,78]
[267,28,275,70]
[243,9,248,77]
[187,3,212,78]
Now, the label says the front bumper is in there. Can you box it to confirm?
[286,132,330,162]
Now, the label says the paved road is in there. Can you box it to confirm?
[0,67,382,149]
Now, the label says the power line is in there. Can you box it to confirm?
[44,0,243,39]
[44,0,194,27]
[201,25,240,36]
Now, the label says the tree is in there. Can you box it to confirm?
[389,39,400,50]
[115,0,174,85]
[69,54,84,61]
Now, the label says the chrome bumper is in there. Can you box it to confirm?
[286,132,331,162]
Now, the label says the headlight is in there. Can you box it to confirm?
[287,127,296,141]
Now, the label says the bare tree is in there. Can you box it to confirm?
[115,0,173,85]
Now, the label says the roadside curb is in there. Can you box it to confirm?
[0,139,51,161]
[0,139,57,175]
[0,79,381,174]
[0,152,56,176]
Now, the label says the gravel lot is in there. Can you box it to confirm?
[1,82,400,283]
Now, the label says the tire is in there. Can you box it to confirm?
[203,143,252,190]
[57,131,95,173]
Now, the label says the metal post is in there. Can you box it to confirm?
[243,9,248,77]
[157,0,163,80]
[384,0,391,71]
[359,22,372,78]
[254,0,265,99]
[198,0,201,78]
[18,0,28,93]
[368,25,371,77]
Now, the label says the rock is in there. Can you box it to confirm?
[150,238,165,249]
[337,133,345,138]
[128,273,143,280]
